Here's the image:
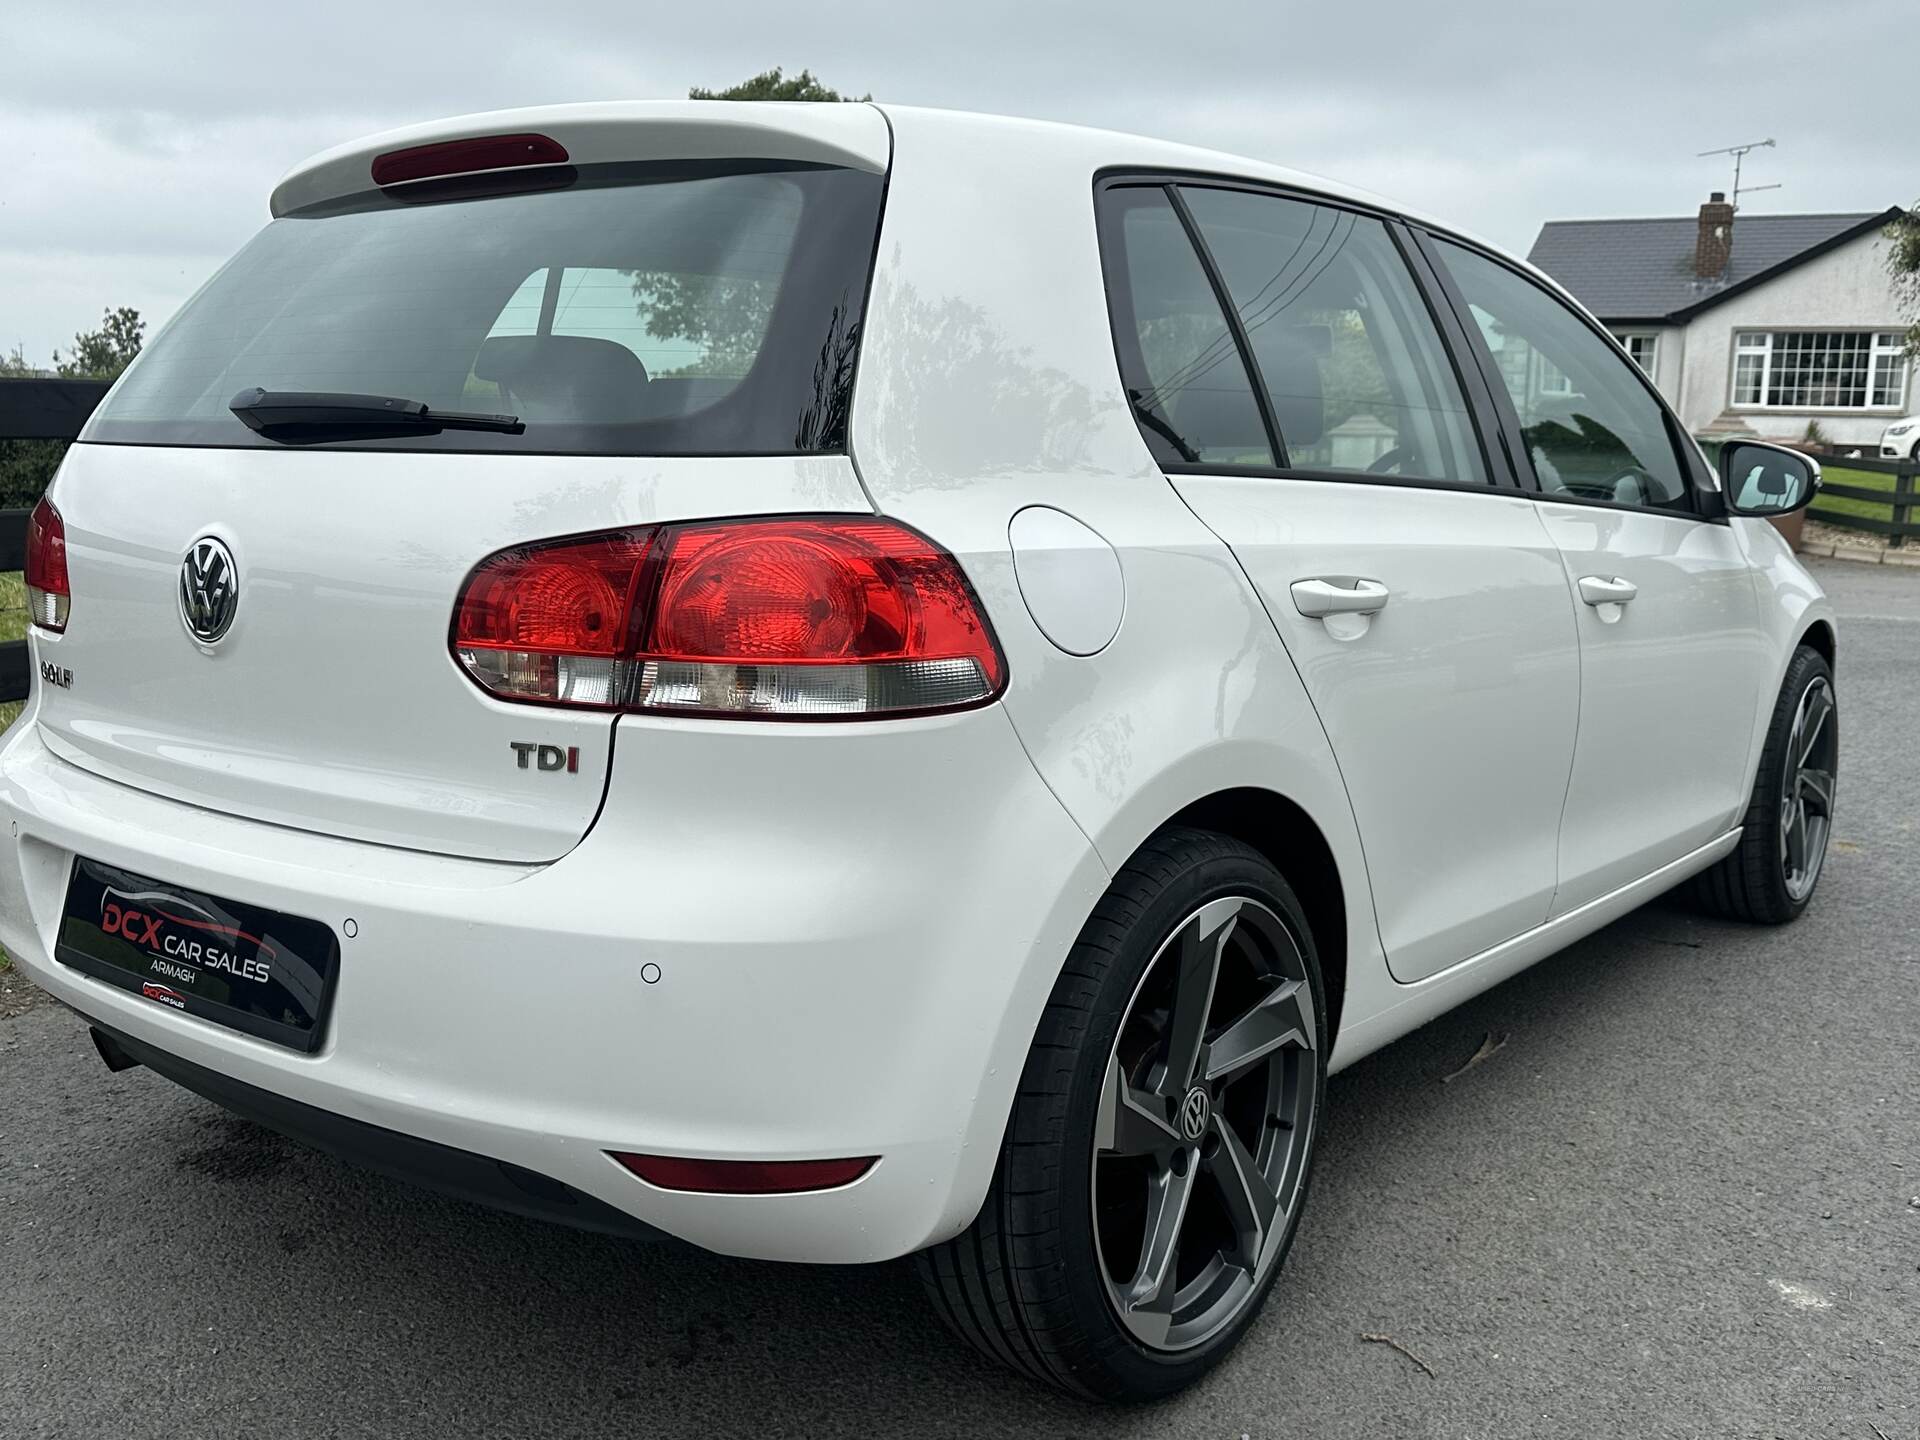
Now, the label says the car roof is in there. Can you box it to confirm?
[271,99,1573,313]
[273,98,1430,226]
[869,104,1583,304]
[878,103,1425,222]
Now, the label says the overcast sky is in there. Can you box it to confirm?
[3,0,1913,365]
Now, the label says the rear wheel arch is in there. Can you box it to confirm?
[924,823,1330,1399]
[1149,788,1348,1052]
[944,785,1350,1252]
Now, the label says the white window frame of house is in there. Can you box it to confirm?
[1612,330,1659,378]
[1729,329,1910,412]
[1532,352,1575,397]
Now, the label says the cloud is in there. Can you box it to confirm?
[2,0,1913,362]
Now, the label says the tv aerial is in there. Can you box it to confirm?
[1698,139,1781,209]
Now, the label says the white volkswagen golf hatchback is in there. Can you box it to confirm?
[2,102,1837,1401]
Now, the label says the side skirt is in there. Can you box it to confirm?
[1327,828,1742,1074]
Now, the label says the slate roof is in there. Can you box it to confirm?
[1526,209,1904,324]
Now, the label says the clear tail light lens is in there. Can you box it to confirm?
[24,496,70,633]
[452,517,1006,719]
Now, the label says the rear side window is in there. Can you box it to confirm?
[1099,187,1274,468]
[1177,187,1485,485]
[1432,239,1691,511]
[86,161,883,455]
[1098,182,1485,485]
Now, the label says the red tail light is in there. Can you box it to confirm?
[610,1152,875,1194]
[452,517,1006,719]
[24,496,69,633]
[371,133,569,187]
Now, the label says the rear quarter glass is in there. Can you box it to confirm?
[84,160,884,456]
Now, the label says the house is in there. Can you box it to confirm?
[1528,196,1913,446]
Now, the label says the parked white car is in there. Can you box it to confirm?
[1882,414,1920,459]
[0,103,1837,1402]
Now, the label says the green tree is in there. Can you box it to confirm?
[625,70,869,383]
[689,67,869,102]
[1891,203,1920,352]
[0,346,63,508]
[0,436,67,510]
[55,306,145,380]
[630,270,781,379]
[0,308,145,507]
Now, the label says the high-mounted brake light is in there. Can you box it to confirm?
[452,517,1006,719]
[24,496,69,633]
[371,133,569,187]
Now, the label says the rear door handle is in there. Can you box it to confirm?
[1290,578,1390,618]
[1576,575,1638,607]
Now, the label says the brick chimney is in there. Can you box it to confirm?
[1695,192,1735,281]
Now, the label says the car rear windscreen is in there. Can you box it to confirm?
[85,160,885,455]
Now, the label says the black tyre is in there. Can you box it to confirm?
[917,827,1326,1402]
[1690,644,1837,924]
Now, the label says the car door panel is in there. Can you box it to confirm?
[1109,183,1596,984]
[1099,182,1591,985]
[1173,476,1582,980]
[1423,235,1774,915]
[1534,503,1765,913]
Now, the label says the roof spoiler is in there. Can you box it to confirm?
[270,100,890,217]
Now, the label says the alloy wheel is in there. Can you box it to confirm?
[1780,675,1837,902]
[1091,895,1319,1352]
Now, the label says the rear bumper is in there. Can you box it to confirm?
[0,710,1106,1263]
[83,1012,675,1242]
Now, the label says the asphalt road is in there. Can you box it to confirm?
[3,556,1916,1439]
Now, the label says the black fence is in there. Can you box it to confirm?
[1,378,112,702]
[1806,449,1920,548]
[0,384,1912,705]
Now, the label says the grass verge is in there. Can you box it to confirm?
[1812,465,1909,524]
[2,570,25,733]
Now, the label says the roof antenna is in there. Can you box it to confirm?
[1697,139,1781,210]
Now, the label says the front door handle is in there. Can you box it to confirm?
[1577,575,1638,607]
[1290,578,1390,618]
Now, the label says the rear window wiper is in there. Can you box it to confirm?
[229,388,523,436]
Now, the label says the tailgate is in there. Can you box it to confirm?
[35,444,869,861]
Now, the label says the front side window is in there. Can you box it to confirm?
[1435,240,1690,511]
[1730,330,1910,411]
[1177,187,1486,484]
[87,161,883,455]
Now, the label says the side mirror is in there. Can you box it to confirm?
[1720,440,1821,517]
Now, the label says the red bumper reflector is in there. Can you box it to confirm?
[610,1152,875,1195]
[372,133,569,187]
